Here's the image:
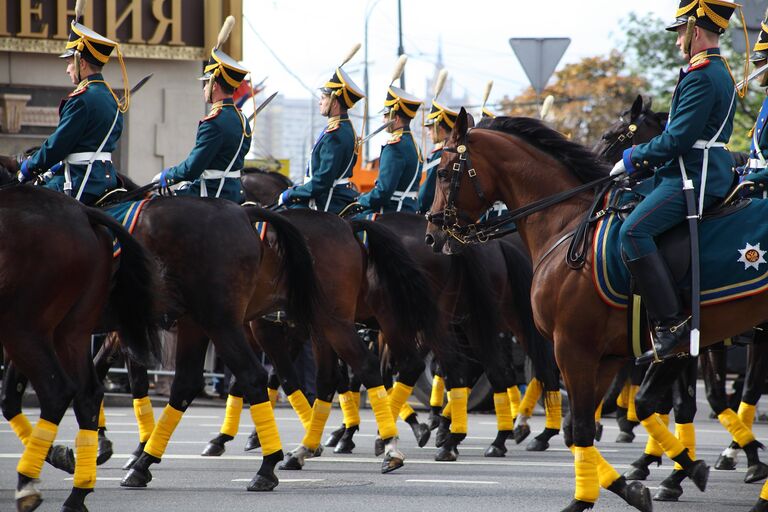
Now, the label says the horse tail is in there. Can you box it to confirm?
[350,219,439,348]
[84,207,162,367]
[242,206,319,330]
[498,239,559,392]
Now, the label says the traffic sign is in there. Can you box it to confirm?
[509,37,571,95]
[731,0,768,54]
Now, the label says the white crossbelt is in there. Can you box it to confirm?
[201,169,241,180]
[748,158,766,169]
[64,152,112,164]
[391,190,418,200]
[691,141,726,149]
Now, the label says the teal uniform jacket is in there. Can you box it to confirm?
[417,145,442,214]
[165,98,249,204]
[359,129,421,213]
[28,73,121,205]
[288,114,358,213]
[741,96,768,192]
[619,49,736,260]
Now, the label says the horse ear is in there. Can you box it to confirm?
[643,95,653,111]
[630,95,643,119]
[453,107,469,141]
[466,112,476,128]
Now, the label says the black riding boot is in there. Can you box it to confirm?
[626,251,690,364]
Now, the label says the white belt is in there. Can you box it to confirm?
[201,169,241,179]
[302,176,350,186]
[691,140,726,149]
[391,190,418,200]
[64,152,112,164]
[748,158,766,169]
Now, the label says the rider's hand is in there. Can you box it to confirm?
[278,188,292,206]
[610,160,626,180]
[156,169,173,196]
[17,159,34,184]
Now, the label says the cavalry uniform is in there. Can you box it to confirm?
[419,74,457,214]
[161,48,250,204]
[617,0,739,363]
[283,64,363,213]
[741,21,768,194]
[358,76,422,214]
[19,21,129,206]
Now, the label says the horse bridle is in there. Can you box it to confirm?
[597,109,654,160]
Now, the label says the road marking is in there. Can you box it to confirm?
[232,478,325,483]
[64,477,123,481]
[407,479,499,485]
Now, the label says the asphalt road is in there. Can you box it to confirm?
[1,398,765,512]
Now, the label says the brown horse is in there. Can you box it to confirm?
[0,186,161,512]
[424,109,768,511]
[241,168,294,205]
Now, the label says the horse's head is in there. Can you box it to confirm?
[0,154,19,185]
[593,95,666,164]
[425,108,498,254]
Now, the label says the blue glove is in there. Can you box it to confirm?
[157,168,174,196]
[278,188,292,206]
[17,159,34,183]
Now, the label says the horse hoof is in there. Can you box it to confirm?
[559,499,594,512]
[435,428,449,448]
[412,423,431,448]
[525,437,549,452]
[714,454,736,470]
[746,462,768,483]
[435,446,458,462]
[623,465,650,481]
[622,481,653,512]
[244,431,260,452]
[16,494,42,512]
[653,482,682,502]
[122,443,145,470]
[47,444,75,474]
[594,422,603,442]
[96,430,113,465]
[247,473,278,492]
[427,413,440,431]
[278,456,303,471]
[750,498,768,512]
[120,467,152,488]
[201,442,226,457]
[324,425,345,448]
[381,454,404,474]
[685,460,709,492]
[374,437,385,457]
[513,424,531,444]
[615,431,635,443]
[484,444,506,457]
[312,445,323,458]
[334,439,355,454]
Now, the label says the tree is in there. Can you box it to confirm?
[499,51,649,146]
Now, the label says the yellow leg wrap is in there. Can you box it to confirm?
[133,396,156,444]
[250,402,282,456]
[627,385,640,423]
[145,405,183,459]
[643,414,668,457]
[545,391,562,430]
[493,392,514,431]
[399,403,416,422]
[719,408,755,448]
[442,399,452,419]
[268,387,278,409]
[339,392,360,428]
[388,382,414,424]
[9,413,32,446]
[73,429,98,489]
[98,401,106,429]
[616,381,630,409]
[507,386,521,418]
[301,399,332,450]
[519,378,542,418]
[673,423,696,470]
[738,402,757,432]
[287,390,312,431]
[640,414,685,459]
[368,385,398,439]
[221,395,244,437]
[595,448,621,488]
[573,446,600,503]
[761,479,768,501]
[449,387,469,434]
[430,375,446,408]
[17,419,57,478]
[594,401,603,422]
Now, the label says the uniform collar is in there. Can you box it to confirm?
[431,140,445,153]
[689,47,721,65]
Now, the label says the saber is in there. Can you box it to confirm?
[358,120,395,145]
[248,91,278,122]
[683,176,701,357]
[736,62,768,90]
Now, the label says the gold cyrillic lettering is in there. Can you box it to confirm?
[55,0,93,39]
[148,0,184,46]
[106,0,145,44]
[19,0,48,38]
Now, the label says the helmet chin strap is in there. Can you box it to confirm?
[684,16,696,58]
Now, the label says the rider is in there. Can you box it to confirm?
[418,70,457,215]
[156,17,250,203]
[17,14,130,206]
[610,0,739,364]
[739,15,768,196]
[279,48,364,213]
[357,56,422,214]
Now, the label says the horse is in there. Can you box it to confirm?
[0,186,161,512]
[424,108,768,511]
[241,168,294,205]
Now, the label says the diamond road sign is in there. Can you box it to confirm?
[509,37,571,95]
[730,0,768,54]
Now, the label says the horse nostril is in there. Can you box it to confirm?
[425,234,435,246]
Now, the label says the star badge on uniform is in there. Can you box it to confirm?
[738,242,767,270]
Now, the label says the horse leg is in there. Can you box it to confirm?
[121,358,155,470]
[514,377,541,444]
[92,334,122,466]
[526,374,562,452]
[484,367,515,457]
[121,319,209,488]
[202,375,244,456]
[624,388,671,481]
[328,360,354,451]
[435,338,473,462]
[428,359,446,430]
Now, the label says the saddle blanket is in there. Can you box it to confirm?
[104,199,151,258]
[593,190,768,308]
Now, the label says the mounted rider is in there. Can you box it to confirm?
[610,0,741,363]
[156,16,251,204]
[17,6,130,206]
[279,45,364,213]
[357,56,423,214]
[739,11,768,197]
[418,69,457,214]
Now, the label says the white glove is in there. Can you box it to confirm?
[610,160,626,179]
[152,172,162,183]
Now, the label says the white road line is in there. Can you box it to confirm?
[232,478,325,483]
[407,479,499,485]
[64,477,123,481]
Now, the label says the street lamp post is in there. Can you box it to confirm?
[363,0,384,165]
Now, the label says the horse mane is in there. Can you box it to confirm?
[242,167,294,187]
[476,116,610,183]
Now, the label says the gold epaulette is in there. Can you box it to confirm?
[387,129,404,145]
[326,116,341,133]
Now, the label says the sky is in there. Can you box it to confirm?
[241,0,673,111]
